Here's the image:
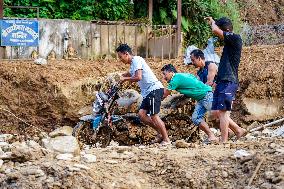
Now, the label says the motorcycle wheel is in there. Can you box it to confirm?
[72,121,96,148]
[93,125,112,148]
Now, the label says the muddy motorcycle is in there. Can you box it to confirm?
[72,84,199,148]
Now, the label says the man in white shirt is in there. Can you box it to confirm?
[116,44,170,145]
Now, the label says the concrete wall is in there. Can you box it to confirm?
[4,19,177,60]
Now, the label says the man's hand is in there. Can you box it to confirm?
[120,76,126,83]
[204,17,215,25]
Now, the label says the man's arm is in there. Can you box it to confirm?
[205,17,224,40]
[122,72,131,77]
[163,88,171,98]
[206,63,218,86]
[121,69,142,82]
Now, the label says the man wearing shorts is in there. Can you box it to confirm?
[116,44,170,144]
[161,64,218,143]
[205,17,246,142]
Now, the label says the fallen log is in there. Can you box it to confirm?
[249,117,284,132]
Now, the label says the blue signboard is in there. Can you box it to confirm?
[1,19,39,46]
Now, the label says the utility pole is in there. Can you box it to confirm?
[176,0,182,57]
[148,0,153,24]
[0,0,5,59]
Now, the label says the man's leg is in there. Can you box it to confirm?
[219,110,230,142]
[192,96,218,142]
[138,109,162,134]
[151,114,170,143]
[199,120,218,141]
[228,116,246,139]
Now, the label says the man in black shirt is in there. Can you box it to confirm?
[205,17,246,142]
[190,49,218,86]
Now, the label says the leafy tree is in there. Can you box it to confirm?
[3,0,242,48]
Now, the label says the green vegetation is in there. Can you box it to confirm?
[3,0,242,47]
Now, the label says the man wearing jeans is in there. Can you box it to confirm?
[116,44,170,145]
[161,64,218,143]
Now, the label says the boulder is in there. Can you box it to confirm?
[42,136,80,155]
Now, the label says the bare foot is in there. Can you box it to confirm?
[208,135,219,142]
[236,129,248,139]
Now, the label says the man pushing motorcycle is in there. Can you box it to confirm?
[116,44,171,145]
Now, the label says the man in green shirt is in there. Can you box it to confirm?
[161,64,218,143]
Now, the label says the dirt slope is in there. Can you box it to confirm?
[0,44,283,136]
[237,0,284,25]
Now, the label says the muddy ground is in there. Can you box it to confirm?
[0,44,283,188]
[237,0,284,25]
[0,44,283,136]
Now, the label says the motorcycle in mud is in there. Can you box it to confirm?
[72,84,199,148]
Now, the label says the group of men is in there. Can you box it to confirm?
[116,16,246,145]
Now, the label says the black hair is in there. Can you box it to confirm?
[116,44,132,54]
[215,17,233,31]
[161,64,177,73]
[190,49,205,60]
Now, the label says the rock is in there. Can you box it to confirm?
[108,140,119,147]
[105,160,118,164]
[0,134,13,142]
[215,179,224,188]
[39,132,48,139]
[175,140,190,148]
[0,152,12,160]
[265,171,275,180]
[271,176,282,184]
[210,128,219,135]
[262,128,272,135]
[73,163,90,170]
[271,125,284,137]
[234,149,251,158]
[245,134,256,141]
[34,58,47,65]
[56,153,74,161]
[0,159,3,168]
[9,142,43,162]
[22,168,45,177]
[268,143,277,149]
[49,126,73,138]
[42,136,80,155]
[275,148,284,154]
[82,154,97,163]
[222,171,228,178]
[26,140,41,149]
[260,182,272,189]
[278,165,284,176]
[0,142,9,148]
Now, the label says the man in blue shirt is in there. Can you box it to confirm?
[205,17,246,142]
[116,44,170,145]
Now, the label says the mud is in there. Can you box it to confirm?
[237,0,284,25]
[0,44,283,137]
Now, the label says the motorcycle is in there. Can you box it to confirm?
[73,83,199,148]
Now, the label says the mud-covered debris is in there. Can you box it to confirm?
[175,140,190,148]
